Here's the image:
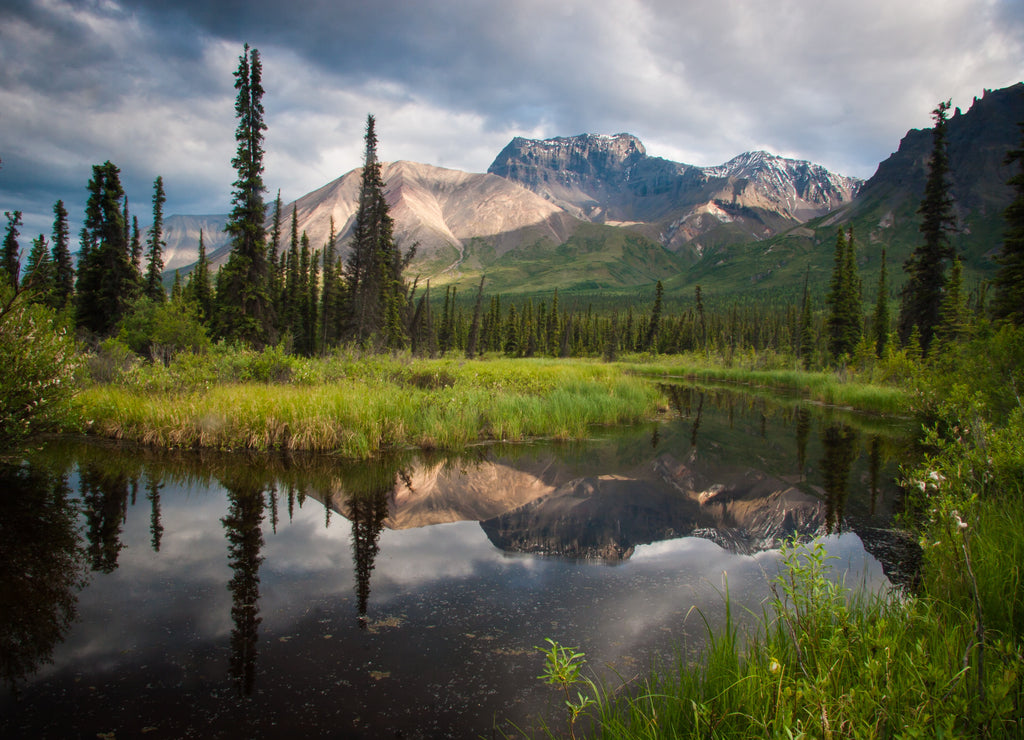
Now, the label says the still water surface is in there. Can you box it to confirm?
[1,386,917,738]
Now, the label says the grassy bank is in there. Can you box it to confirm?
[625,353,909,415]
[73,350,663,457]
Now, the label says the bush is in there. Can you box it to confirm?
[116,296,210,364]
[0,286,80,448]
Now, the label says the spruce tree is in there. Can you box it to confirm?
[826,228,862,361]
[344,114,415,348]
[319,216,345,350]
[991,120,1024,325]
[934,255,969,350]
[465,275,486,359]
[872,248,890,357]
[695,285,707,353]
[216,44,274,346]
[145,175,167,302]
[798,269,815,369]
[130,215,143,297]
[188,229,214,322]
[51,200,74,310]
[23,234,54,297]
[1,210,22,289]
[643,280,664,352]
[898,100,956,351]
[283,206,300,340]
[268,190,284,326]
[76,161,135,335]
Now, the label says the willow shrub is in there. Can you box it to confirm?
[0,287,79,449]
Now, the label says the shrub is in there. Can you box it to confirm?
[0,286,79,448]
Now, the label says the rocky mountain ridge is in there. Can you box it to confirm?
[488,133,861,257]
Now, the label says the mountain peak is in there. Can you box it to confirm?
[488,133,862,250]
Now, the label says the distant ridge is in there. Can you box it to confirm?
[488,133,861,260]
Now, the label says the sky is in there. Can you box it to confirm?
[2,0,1023,240]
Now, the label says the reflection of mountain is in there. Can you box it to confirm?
[481,453,827,562]
[384,456,573,529]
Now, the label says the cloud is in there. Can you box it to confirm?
[1,0,1022,240]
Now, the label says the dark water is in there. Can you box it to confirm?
[0,386,917,738]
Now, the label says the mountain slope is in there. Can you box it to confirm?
[167,160,681,294]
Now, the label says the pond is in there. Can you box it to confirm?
[0,385,919,738]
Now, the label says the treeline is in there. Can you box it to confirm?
[3,51,1024,370]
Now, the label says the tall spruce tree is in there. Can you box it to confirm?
[344,114,415,348]
[991,120,1024,325]
[898,100,956,351]
[934,255,969,350]
[798,269,815,368]
[268,189,284,326]
[145,176,167,302]
[2,210,22,289]
[51,200,74,310]
[319,216,344,350]
[872,248,890,357]
[76,161,135,335]
[643,280,664,352]
[465,275,486,359]
[188,229,214,322]
[825,228,862,361]
[216,44,274,346]
[23,234,53,298]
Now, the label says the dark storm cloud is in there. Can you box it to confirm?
[1,0,1022,240]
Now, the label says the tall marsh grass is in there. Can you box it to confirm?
[74,351,664,457]
[566,536,1022,738]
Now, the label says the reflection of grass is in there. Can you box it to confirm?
[74,357,663,458]
[629,357,908,415]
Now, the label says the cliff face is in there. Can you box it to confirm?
[856,84,1024,220]
[488,134,862,258]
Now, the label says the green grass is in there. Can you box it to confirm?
[73,354,664,457]
[625,353,909,415]
[557,527,1023,738]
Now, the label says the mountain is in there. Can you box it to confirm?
[488,133,861,259]
[160,83,1023,299]
[162,214,229,271]
[165,159,684,294]
[840,83,1024,270]
[161,139,858,295]
[681,83,1024,296]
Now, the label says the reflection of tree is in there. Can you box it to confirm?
[868,435,882,516]
[690,392,704,449]
[145,470,163,552]
[221,476,266,697]
[0,464,88,692]
[795,406,812,478]
[80,463,131,573]
[820,422,859,533]
[344,464,397,628]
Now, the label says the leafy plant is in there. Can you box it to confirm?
[0,284,79,449]
[536,638,597,740]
